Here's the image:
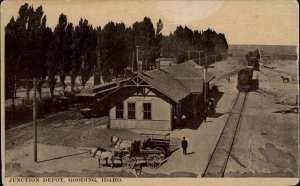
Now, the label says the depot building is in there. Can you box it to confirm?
[90,60,215,131]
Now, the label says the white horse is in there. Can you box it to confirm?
[111,136,133,151]
[90,147,116,168]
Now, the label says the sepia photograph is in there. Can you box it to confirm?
[1,0,299,185]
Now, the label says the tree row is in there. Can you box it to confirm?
[5,3,228,100]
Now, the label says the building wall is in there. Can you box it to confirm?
[109,94,172,130]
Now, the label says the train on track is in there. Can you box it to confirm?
[237,66,255,92]
[245,49,260,71]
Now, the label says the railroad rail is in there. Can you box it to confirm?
[202,91,248,177]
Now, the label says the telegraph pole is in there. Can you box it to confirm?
[194,52,213,120]
[33,78,37,162]
[136,46,139,71]
[131,51,134,70]
[136,46,144,71]
[21,78,38,162]
[213,55,217,63]
[221,52,227,61]
[188,50,204,64]
[204,54,208,102]
[145,59,148,71]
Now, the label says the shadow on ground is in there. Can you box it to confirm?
[174,92,225,130]
[208,112,224,118]
[258,143,298,176]
[38,151,90,163]
[212,92,225,105]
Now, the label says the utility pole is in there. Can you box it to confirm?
[136,46,145,71]
[221,52,227,61]
[204,53,208,103]
[145,59,148,71]
[33,78,37,162]
[188,50,204,64]
[131,51,134,70]
[194,52,213,120]
[21,78,38,162]
[136,46,139,71]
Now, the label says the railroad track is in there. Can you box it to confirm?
[202,91,248,177]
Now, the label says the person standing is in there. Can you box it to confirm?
[203,109,207,122]
[181,137,188,155]
[210,103,215,115]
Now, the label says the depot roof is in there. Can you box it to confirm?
[139,60,215,102]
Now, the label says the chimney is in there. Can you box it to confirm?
[155,58,160,69]
[94,70,100,86]
[137,61,143,73]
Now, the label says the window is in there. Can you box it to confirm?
[116,103,123,119]
[143,103,151,120]
[128,103,136,119]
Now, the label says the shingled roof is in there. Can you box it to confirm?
[77,60,215,103]
[139,60,215,102]
[76,78,131,98]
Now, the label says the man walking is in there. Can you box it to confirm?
[181,137,188,155]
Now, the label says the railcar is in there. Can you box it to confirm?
[237,67,254,92]
[245,49,260,71]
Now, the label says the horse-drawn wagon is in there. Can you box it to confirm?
[122,145,165,169]
[140,133,171,158]
[110,133,171,169]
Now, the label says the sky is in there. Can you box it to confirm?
[1,0,299,45]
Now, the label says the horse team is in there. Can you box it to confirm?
[89,136,133,168]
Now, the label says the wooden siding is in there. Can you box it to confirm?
[110,119,171,130]
[109,95,172,130]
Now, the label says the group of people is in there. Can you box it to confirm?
[172,96,217,126]
[173,114,187,128]
[203,97,216,122]
[207,97,216,115]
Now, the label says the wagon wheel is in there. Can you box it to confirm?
[167,146,171,153]
[122,154,137,169]
[154,147,165,158]
[129,157,137,169]
[165,146,170,156]
[122,154,132,168]
[122,154,130,168]
[146,154,162,169]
